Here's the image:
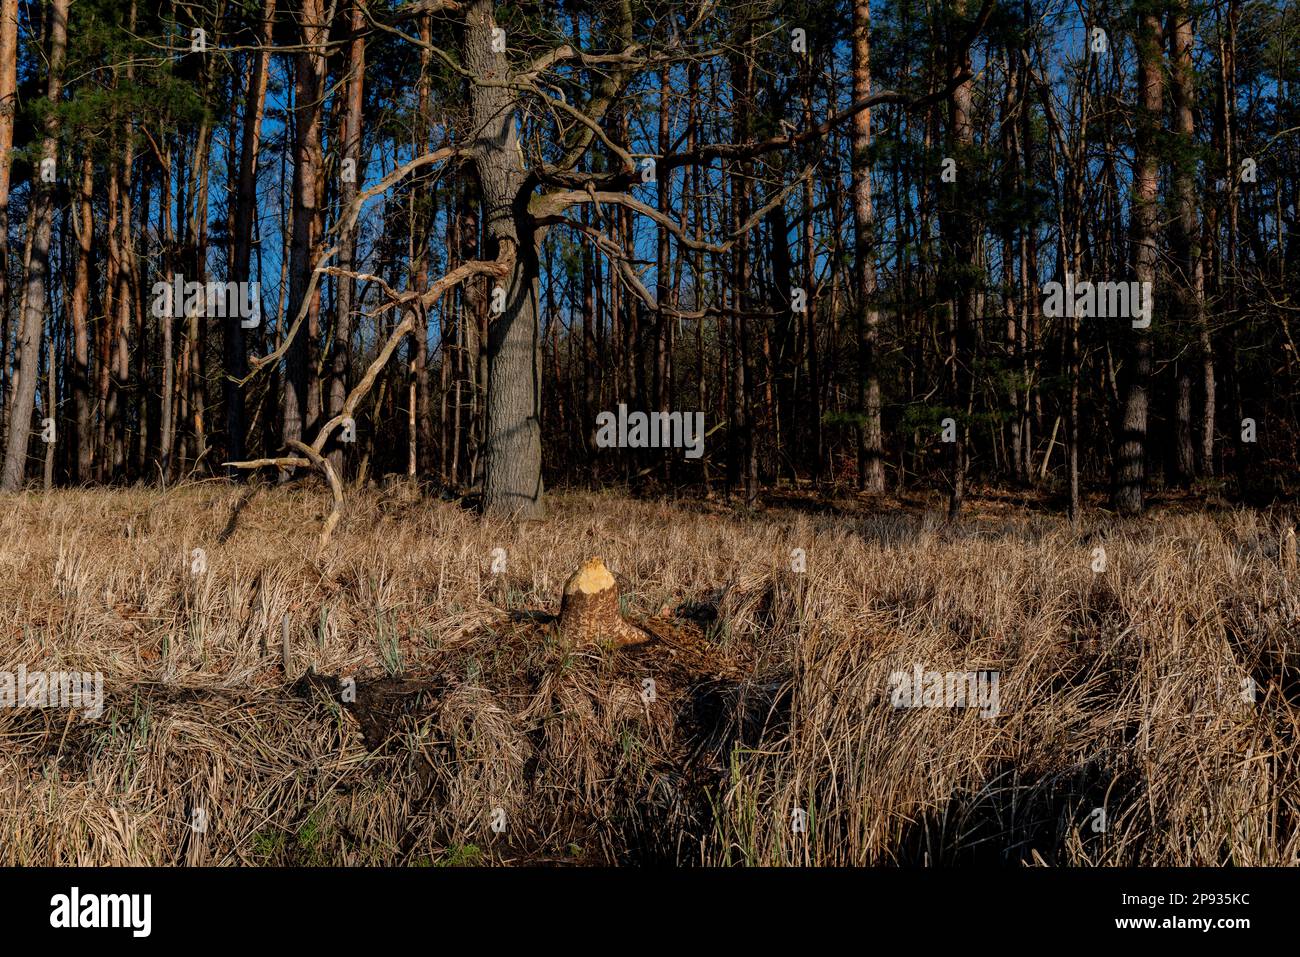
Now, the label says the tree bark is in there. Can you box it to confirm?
[466,0,544,518]
[282,0,326,466]
[70,151,94,482]
[230,0,276,473]
[329,0,363,477]
[159,144,176,479]
[411,13,433,476]
[2,0,70,491]
[943,0,976,520]
[852,0,885,493]
[1169,0,1214,479]
[0,0,18,433]
[1115,5,1162,515]
[655,68,673,481]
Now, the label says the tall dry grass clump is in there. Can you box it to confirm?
[0,482,1296,865]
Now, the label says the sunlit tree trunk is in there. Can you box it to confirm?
[0,0,19,435]
[70,151,94,482]
[466,0,544,517]
[2,0,70,491]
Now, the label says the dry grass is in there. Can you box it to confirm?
[0,481,1297,865]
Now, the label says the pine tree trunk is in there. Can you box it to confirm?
[1169,0,1214,479]
[411,13,433,476]
[1,0,69,491]
[1115,6,1162,515]
[852,0,884,493]
[655,68,673,481]
[329,0,363,477]
[159,146,176,480]
[283,0,325,464]
[229,0,276,473]
[943,0,976,520]
[70,151,94,482]
[0,0,18,436]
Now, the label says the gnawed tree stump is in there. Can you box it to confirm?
[559,558,645,647]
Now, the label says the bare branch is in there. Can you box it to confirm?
[537,167,811,256]
[309,248,516,456]
[237,146,461,385]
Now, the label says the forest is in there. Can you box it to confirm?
[0,0,1294,517]
[1,0,1299,871]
